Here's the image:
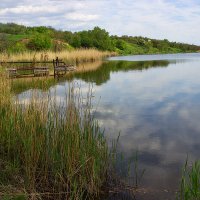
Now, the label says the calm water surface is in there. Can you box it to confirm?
[15,53,200,199]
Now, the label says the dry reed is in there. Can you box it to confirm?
[0,49,117,64]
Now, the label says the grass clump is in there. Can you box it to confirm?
[177,159,200,200]
[0,75,110,199]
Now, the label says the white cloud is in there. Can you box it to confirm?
[0,5,58,15]
[0,0,200,44]
[64,13,99,22]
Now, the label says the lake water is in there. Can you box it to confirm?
[15,53,200,199]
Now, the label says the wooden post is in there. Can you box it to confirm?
[53,59,55,78]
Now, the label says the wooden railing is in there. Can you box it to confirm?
[3,58,76,78]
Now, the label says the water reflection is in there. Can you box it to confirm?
[72,60,171,85]
[11,60,171,94]
[14,54,200,199]
[108,53,200,62]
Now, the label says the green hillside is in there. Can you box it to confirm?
[0,23,199,55]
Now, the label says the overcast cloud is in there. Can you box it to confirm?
[0,0,200,44]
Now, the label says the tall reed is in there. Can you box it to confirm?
[0,75,110,199]
[177,159,200,200]
[0,49,117,64]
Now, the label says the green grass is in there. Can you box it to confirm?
[7,34,30,42]
[0,76,111,199]
[177,159,200,200]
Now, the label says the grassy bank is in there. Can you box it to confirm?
[1,23,200,55]
[0,49,117,64]
[0,74,111,199]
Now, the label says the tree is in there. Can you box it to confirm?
[79,31,93,48]
[64,31,74,44]
[90,27,114,51]
[71,34,81,48]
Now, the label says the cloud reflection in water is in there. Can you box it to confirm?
[15,54,200,199]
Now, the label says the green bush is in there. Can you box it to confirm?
[28,33,52,51]
[8,42,27,53]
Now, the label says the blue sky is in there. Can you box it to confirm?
[0,0,200,45]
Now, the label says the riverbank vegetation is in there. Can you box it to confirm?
[0,23,199,57]
[177,160,200,200]
[0,49,115,63]
[0,73,113,199]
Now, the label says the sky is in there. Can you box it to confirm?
[0,0,200,45]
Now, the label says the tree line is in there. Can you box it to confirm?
[0,23,199,54]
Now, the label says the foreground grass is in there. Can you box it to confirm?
[177,160,200,200]
[0,49,117,64]
[0,74,111,199]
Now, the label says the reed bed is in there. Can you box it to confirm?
[177,160,200,200]
[0,75,111,200]
[0,49,117,64]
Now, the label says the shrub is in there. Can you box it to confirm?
[28,33,52,51]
